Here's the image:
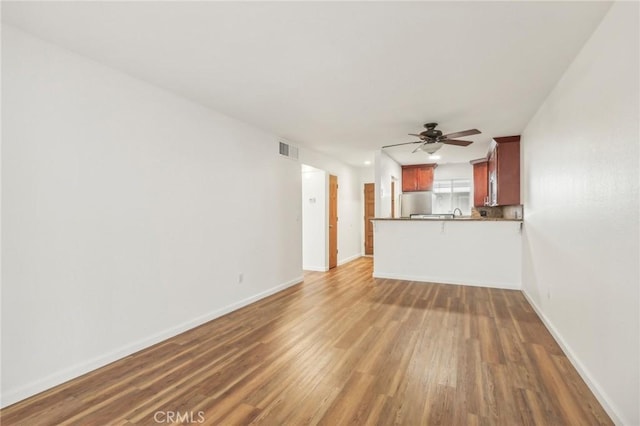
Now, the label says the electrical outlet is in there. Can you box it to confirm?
[238,273,243,284]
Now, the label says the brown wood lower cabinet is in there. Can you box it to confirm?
[402,164,437,192]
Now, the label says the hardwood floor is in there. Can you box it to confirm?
[1,257,611,425]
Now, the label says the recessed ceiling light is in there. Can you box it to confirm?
[428,155,441,160]
[364,160,371,165]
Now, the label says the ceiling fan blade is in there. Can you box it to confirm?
[408,133,423,137]
[442,129,481,139]
[382,141,422,149]
[442,139,474,147]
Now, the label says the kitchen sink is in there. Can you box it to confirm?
[410,214,455,219]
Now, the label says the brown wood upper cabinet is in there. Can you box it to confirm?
[470,159,488,207]
[487,136,520,206]
[402,164,437,192]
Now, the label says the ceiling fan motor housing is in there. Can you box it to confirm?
[421,123,443,140]
[422,129,442,139]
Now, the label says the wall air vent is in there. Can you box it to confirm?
[279,141,299,160]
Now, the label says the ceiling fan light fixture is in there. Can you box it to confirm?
[419,142,443,154]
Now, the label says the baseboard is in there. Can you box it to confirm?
[338,253,361,266]
[0,275,303,409]
[303,254,361,272]
[303,265,328,272]
[372,271,520,290]
[521,291,624,425]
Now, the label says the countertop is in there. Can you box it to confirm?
[371,217,522,222]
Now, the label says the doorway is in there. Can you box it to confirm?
[329,175,338,269]
[302,165,327,271]
[364,183,375,255]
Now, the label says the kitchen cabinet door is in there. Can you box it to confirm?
[495,137,520,205]
[402,167,417,192]
[402,164,436,192]
[416,166,434,191]
[487,136,520,206]
[471,160,488,207]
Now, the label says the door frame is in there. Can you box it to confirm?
[364,183,375,255]
[328,174,338,269]
[301,164,330,272]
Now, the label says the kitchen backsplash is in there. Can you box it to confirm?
[502,205,524,220]
[472,205,523,219]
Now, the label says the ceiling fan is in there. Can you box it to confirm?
[383,123,481,154]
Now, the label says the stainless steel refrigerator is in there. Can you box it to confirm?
[400,191,433,217]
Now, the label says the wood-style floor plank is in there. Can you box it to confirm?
[1,257,612,425]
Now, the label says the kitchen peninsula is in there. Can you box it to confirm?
[371,217,522,289]
[373,134,523,289]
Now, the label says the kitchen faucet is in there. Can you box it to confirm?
[452,208,463,217]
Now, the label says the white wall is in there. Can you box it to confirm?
[359,165,374,184]
[1,26,303,406]
[374,151,401,218]
[298,148,362,265]
[521,3,639,424]
[302,166,327,271]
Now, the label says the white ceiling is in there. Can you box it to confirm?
[2,1,611,166]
